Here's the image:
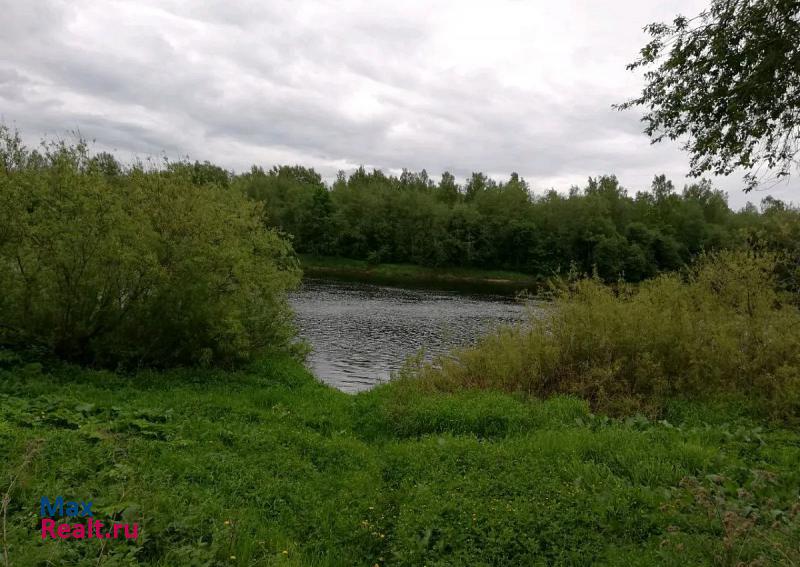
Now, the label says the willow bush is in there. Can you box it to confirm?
[412,251,800,420]
[0,128,300,367]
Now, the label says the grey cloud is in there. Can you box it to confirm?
[0,0,796,207]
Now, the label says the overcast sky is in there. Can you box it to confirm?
[1,0,797,207]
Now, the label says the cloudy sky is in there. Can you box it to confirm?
[1,0,797,207]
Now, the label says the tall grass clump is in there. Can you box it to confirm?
[0,127,300,367]
[413,251,800,420]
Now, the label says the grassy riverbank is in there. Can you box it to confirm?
[300,255,540,293]
[2,354,799,566]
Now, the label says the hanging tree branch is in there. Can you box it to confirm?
[616,0,800,192]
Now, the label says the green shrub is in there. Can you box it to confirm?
[411,251,800,420]
[0,128,300,367]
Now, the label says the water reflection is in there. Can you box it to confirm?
[289,279,532,393]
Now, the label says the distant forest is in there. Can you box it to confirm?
[101,156,800,283]
[198,163,794,283]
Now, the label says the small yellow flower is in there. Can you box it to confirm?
[224,520,231,525]
[282,550,289,555]
[230,556,236,560]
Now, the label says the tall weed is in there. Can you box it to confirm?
[412,251,800,420]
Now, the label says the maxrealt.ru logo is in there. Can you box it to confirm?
[40,496,139,540]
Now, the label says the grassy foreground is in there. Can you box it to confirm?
[1,355,799,566]
[300,255,539,293]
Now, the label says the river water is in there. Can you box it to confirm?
[289,279,530,393]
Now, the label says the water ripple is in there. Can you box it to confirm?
[289,279,534,393]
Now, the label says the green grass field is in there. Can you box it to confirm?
[2,355,798,566]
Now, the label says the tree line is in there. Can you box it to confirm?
[2,125,798,367]
[228,163,799,284]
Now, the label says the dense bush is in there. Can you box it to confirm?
[0,128,300,367]
[411,251,800,420]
